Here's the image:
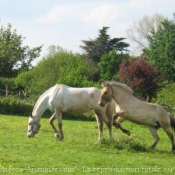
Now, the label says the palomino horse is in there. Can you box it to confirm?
[27,84,123,142]
[98,81,175,153]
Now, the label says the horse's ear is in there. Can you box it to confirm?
[101,81,109,87]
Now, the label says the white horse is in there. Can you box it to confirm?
[27,84,121,142]
[98,81,175,153]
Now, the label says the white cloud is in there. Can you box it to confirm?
[131,0,174,9]
[37,5,72,23]
[2,0,174,59]
[82,3,120,27]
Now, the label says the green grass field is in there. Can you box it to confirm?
[0,114,175,175]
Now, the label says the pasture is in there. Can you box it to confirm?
[0,114,174,175]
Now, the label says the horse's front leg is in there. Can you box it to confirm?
[113,115,130,136]
[94,113,103,144]
[49,113,59,137]
[55,112,64,141]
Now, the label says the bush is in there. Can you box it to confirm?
[152,83,175,114]
[119,57,163,100]
[0,96,34,116]
[15,49,99,95]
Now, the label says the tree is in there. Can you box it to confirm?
[144,14,175,82]
[15,47,98,95]
[152,83,175,108]
[119,57,163,101]
[98,49,128,82]
[126,13,164,51]
[0,23,42,78]
[80,26,129,63]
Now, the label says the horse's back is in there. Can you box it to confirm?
[51,84,101,114]
[123,98,170,125]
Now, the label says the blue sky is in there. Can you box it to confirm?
[1,0,175,63]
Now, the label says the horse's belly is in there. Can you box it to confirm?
[63,104,91,115]
[126,113,155,125]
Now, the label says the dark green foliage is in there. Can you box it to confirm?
[80,26,129,64]
[152,83,175,114]
[144,15,175,82]
[0,77,15,90]
[0,23,42,78]
[0,96,33,115]
[15,49,99,95]
[98,49,128,82]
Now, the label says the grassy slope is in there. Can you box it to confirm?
[0,114,174,175]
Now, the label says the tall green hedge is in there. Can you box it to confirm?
[152,83,175,115]
[0,96,33,116]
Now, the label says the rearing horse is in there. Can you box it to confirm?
[27,84,123,142]
[98,81,175,153]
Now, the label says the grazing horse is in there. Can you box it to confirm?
[27,84,122,142]
[98,81,175,153]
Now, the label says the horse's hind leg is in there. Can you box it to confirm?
[163,126,175,153]
[148,127,160,150]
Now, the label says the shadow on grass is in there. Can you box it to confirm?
[99,136,149,152]
[98,136,173,154]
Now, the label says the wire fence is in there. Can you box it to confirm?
[0,86,27,98]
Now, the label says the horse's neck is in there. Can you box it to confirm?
[32,92,49,120]
[114,88,134,104]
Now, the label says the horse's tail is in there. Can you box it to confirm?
[169,114,175,132]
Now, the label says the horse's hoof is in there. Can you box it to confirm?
[55,133,64,141]
[95,141,99,145]
[123,130,130,136]
[55,133,60,139]
[95,140,101,145]
[126,131,131,136]
[56,138,63,141]
[56,137,64,141]
[149,146,155,151]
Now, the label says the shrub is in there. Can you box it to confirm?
[119,58,163,100]
[0,96,34,116]
[15,49,99,95]
[152,83,175,114]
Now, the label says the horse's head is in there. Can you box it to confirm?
[98,82,114,107]
[27,113,41,138]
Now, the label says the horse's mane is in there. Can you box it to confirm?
[33,84,60,112]
[106,81,134,94]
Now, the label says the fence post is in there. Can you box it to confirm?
[5,86,8,97]
[19,90,21,98]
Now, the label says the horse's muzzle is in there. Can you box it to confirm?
[98,102,105,107]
